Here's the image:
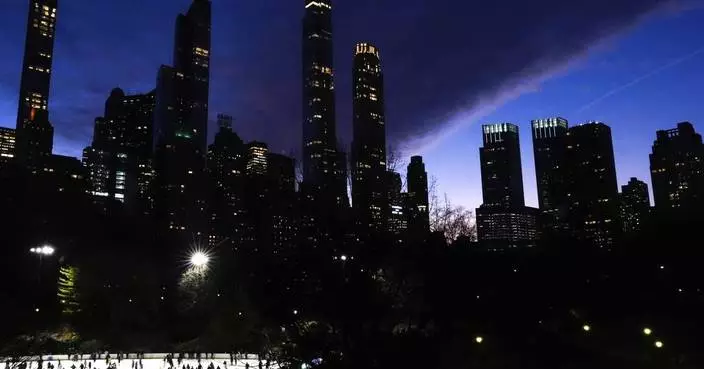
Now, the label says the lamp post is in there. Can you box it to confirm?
[29,244,55,312]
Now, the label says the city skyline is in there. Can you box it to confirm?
[0,0,703,211]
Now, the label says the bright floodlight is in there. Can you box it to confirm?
[190,251,210,268]
[583,324,591,332]
[643,328,653,336]
[30,245,55,256]
[475,336,484,344]
[655,340,664,348]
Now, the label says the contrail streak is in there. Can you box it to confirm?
[577,46,704,113]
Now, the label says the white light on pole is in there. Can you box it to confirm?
[30,245,55,256]
[190,251,210,268]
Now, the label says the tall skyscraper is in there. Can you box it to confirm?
[153,0,211,241]
[173,0,211,154]
[351,43,387,233]
[300,0,348,244]
[406,156,429,235]
[480,123,525,208]
[649,122,704,215]
[0,128,16,164]
[476,123,537,248]
[83,88,156,214]
[620,177,650,235]
[302,0,336,186]
[531,117,569,234]
[15,0,58,165]
[565,122,621,247]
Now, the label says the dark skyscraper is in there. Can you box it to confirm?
[649,122,704,215]
[476,123,536,248]
[480,123,525,208]
[83,88,156,214]
[302,0,336,186]
[15,0,58,165]
[266,153,298,252]
[300,0,348,243]
[406,156,429,235]
[153,0,211,241]
[531,117,569,234]
[620,177,650,235]
[173,0,211,154]
[565,122,621,247]
[351,43,387,233]
[207,114,246,249]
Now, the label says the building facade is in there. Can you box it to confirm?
[620,177,651,235]
[153,0,211,242]
[480,123,525,208]
[386,171,407,238]
[206,114,246,249]
[477,123,537,248]
[301,0,348,220]
[83,88,156,214]
[351,43,387,234]
[0,128,16,164]
[476,206,538,249]
[649,122,704,216]
[565,122,621,247]
[531,117,569,235]
[15,0,58,166]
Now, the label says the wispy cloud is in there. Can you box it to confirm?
[577,45,704,113]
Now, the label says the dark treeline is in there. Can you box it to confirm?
[2,162,704,369]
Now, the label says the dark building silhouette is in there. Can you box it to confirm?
[406,156,429,235]
[649,122,704,216]
[386,171,407,238]
[83,88,156,214]
[620,177,650,235]
[301,0,348,217]
[0,128,16,164]
[44,154,88,195]
[206,114,246,249]
[531,117,569,235]
[565,122,621,247]
[153,0,211,243]
[15,0,58,166]
[476,123,537,248]
[351,43,387,234]
[266,153,297,252]
[480,123,525,208]
[302,0,336,185]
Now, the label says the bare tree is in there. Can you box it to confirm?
[428,176,477,243]
[386,145,406,173]
[386,145,408,190]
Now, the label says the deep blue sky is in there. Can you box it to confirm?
[1,0,702,211]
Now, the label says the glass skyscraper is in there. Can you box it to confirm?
[15,0,58,165]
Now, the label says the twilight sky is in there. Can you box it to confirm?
[1,0,703,211]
